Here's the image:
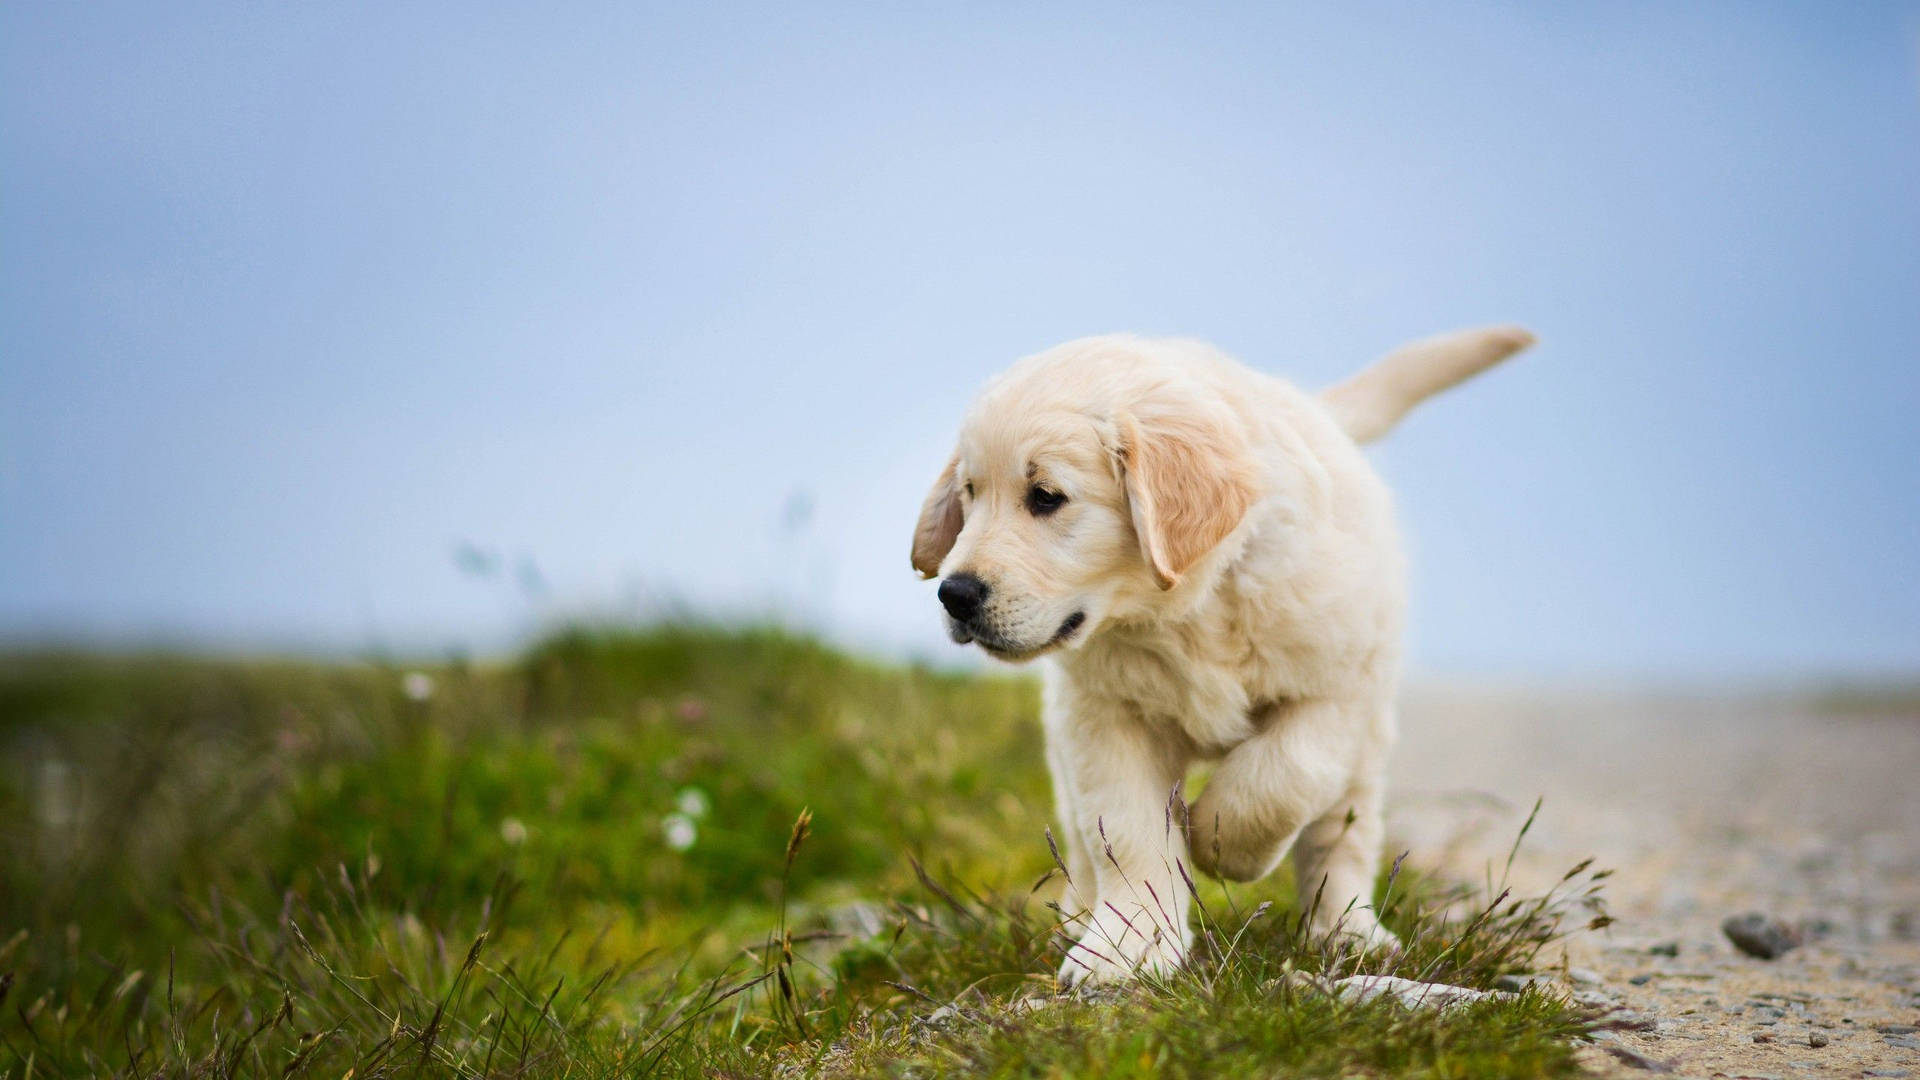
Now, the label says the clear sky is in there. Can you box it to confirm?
[3,4,1917,680]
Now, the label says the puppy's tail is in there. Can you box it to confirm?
[1320,325,1535,445]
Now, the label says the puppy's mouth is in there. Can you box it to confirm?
[949,610,1087,662]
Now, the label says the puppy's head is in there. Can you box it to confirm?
[910,338,1261,661]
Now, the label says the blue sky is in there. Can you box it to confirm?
[3,3,1916,679]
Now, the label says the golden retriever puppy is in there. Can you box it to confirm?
[910,326,1533,986]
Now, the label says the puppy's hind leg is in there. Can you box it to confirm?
[1292,777,1399,952]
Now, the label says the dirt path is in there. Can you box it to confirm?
[1388,687,1920,1079]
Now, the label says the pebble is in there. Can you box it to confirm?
[1612,1011,1658,1031]
[1888,1035,1920,1050]
[1494,973,1555,993]
[1569,967,1606,986]
[1630,973,1655,985]
[1881,1024,1920,1035]
[1808,1032,1829,1048]
[1864,1071,1911,1079]
[1753,1032,1773,1043]
[1648,941,1680,957]
[1723,912,1803,960]
[1596,1043,1674,1072]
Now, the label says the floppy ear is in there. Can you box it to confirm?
[910,456,964,579]
[1116,409,1259,589]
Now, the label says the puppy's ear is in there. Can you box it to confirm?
[910,456,964,579]
[1116,409,1259,589]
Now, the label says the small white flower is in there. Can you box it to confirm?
[674,786,711,820]
[499,817,528,846]
[662,813,697,851]
[401,672,435,701]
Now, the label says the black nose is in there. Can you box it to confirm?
[937,573,989,621]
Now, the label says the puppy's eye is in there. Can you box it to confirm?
[1026,486,1066,516]
[963,482,974,499]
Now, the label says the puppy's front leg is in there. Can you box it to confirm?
[1042,705,1096,921]
[1047,694,1192,987]
[1185,699,1396,948]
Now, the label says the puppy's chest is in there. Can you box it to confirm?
[1078,628,1311,753]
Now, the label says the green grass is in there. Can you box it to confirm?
[0,625,1606,1077]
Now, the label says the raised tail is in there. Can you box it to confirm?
[1320,325,1535,444]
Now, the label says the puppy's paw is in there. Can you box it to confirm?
[1182,792,1279,884]
[1056,907,1188,989]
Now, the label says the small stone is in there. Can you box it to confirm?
[1864,1071,1911,1079]
[1723,912,1803,959]
[1887,1035,1920,1050]
[1893,910,1917,941]
[1630,973,1655,985]
[1880,1024,1920,1034]
[1753,1032,1773,1043]
[1597,1043,1675,1072]
[1569,967,1605,986]
[1808,1032,1829,1048]
[1495,973,1554,993]
[1649,941,1680,957]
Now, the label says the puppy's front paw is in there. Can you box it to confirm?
[1182,790,1280,884]
[1056,906,1188,988]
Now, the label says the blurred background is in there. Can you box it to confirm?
[4,2,1917,680]
[4,8,1920,1075]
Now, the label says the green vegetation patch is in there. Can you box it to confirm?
[0,626,1604,1077]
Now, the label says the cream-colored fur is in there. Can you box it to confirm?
[911,326,1533,985]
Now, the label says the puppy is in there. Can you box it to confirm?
[910,326,1533,985]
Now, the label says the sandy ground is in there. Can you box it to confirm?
[1389,686,1920,1080]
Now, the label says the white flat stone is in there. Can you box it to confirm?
[1332,974,1509,1010]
